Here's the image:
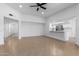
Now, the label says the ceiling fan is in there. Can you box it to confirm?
[30,3,47,11]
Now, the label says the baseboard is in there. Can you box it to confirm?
[21,35,44,38]
[44,35,66,42]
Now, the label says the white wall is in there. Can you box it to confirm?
[21,15,45,23]
[21,22,45,37]
[45,4,78,41]
[21,15,45,37]
[0,3,21,44]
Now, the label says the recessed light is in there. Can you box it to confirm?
[19,5,23,8]
[42,12,44,14]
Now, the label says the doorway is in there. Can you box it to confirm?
[68,17,76,42]
[4,17,19,41]
[63,17,76,42]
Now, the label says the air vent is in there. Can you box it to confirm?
[9,13,13,16]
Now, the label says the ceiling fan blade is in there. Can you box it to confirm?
[40,3,47,5]
[37,8,39,11]
[40,6,46,10]
[30,5,38,7]
[36,3,41,6]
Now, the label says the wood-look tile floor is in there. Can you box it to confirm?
[0,36,79,56]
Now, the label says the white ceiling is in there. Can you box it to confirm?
[6,3,77,18]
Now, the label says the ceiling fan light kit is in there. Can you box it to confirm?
[19,5,23,8]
